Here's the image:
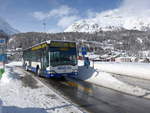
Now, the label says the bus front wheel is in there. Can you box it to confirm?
[25,65,28,71]
[37,69,41,76]
[36,68,41,77]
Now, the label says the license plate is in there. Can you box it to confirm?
[63,74,67,76]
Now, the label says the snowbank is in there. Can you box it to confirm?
[78,60,150,99]
[94,62,150,80]
[0,62,24,85]
[5,61,23,67]
[78,66,150,97]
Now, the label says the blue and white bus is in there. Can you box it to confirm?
[23,40,78,78]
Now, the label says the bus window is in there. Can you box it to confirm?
[50,50,77,67]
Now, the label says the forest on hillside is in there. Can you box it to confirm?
[7,30,150,57]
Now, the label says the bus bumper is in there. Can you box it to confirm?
[44,72,78,78]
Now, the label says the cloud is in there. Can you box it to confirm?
[120,0,150,10]
[32,5,80,31]
[32,5,78,20]
[92,0,150,19]
[32,11,47,20]
[49,5,77,17]
[86,9,99,18]
[119,0,150,16]
[57,15,80,28]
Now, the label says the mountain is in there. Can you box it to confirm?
[65,9,150,33]
[0,17,19,35]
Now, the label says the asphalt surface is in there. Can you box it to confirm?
[22,68,150,113]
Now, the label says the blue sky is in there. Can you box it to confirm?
[0,0,122,33]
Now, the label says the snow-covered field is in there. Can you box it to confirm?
[78,60,150,99]
[0,62,83,113]
[94,62,150,80]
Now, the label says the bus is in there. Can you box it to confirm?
[23,40,78,78]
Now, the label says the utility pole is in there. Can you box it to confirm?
[43,20,46,32]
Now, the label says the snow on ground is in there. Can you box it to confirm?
[78,60,150,99]
[2,60,150,113]
[94,62,150,80]
[5,61,23,67]
[0,62,83,113]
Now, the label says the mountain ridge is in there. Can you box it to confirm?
[65,9,150,33]
[0,17,19,35]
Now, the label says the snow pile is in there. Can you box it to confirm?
[1,62,23,84]
[0,69,12,84]
[5,61,23,67]
[78,66,150,97]
[94,62,150,80]
[0,62,83,113]
[78,60,150,98]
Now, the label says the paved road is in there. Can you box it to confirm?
[23,69,150,113]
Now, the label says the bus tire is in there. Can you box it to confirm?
[61,76,65,81]
[37,68,41,77]
[25,65,28,71]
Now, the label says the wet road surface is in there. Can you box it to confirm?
[22,68,150,113]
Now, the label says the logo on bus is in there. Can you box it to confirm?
[57,66,71,70]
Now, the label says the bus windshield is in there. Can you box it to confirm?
[50,48,77,67]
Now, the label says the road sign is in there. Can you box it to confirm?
[0,39,5,45]
[0,39,6,78]
[81,47,87,55]
[0,54,7,62]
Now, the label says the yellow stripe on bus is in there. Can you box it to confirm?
[31,44,48,51]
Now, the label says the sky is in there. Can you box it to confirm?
[0,0,122,33]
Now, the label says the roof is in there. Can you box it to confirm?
[23,40,76,51]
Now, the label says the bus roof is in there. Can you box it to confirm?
[23,40,76,51]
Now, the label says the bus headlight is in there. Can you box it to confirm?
[72,69,78,72]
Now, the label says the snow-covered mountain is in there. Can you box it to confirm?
[0,17,19,35]
[65,9,150,33]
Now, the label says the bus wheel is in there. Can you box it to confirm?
[25,65,28,71]
[61,76,66,81]
[37,68,41,77]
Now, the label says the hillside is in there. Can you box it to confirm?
[8,30,150,57]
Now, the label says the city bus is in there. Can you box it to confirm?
[23,40,78,78]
